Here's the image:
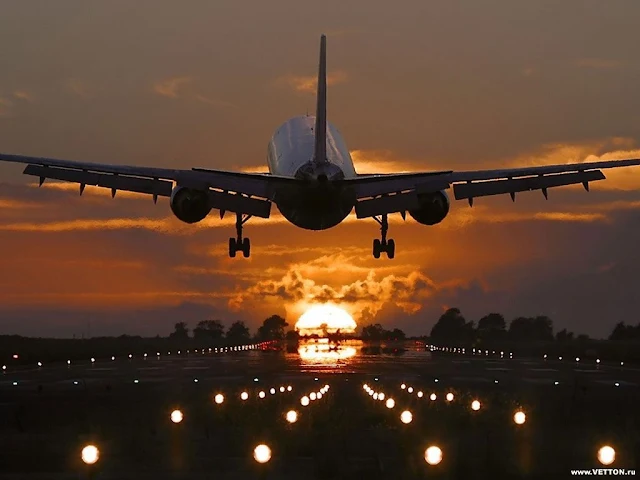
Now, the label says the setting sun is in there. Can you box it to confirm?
[295,305,357,337]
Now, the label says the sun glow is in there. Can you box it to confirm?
[295,304,357,337]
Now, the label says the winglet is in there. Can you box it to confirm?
[313,34,328,164]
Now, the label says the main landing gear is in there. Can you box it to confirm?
[372,214,395,259]
[229,213,252,258]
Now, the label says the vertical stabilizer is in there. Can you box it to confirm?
[313,34,328,164]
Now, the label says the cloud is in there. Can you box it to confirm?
[275,71,348,94]
[0,97,13,117]
[573,58,623,69]
[12,90,34,102]
[65,78,92,98]
[194,94,236,108]
[152,76,193,98]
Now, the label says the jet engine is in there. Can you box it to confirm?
[408,190,450,225]
[170,186,211,224]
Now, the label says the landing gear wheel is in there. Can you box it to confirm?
[242,238,251,258]
[386,239,395,259]
[373,239,381,259]
[372,214,396,259]
[229,237,237,258]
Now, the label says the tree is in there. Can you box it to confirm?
[430,308,473,343]
[361,323,385,341]
[556,328,574,342]
[477,313,506,342]
[193,320,225,341]
[226,321,250,343]
[257,315,289,341]
[169,322,189,340]
[509,316,554,342]
[389,328,406,341]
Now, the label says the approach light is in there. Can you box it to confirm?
[559,356,562,360]
[407,387,414,393]
[81,445,99,465]
[134,379,139,384]
[287,385,292,391]
[385,398,395,409]
[91,358,95,363]
[193,378,199,383]
[170,409,183,423]
[214,394,224,404]
[279,386,285,393]
[614,382,620,387]
[494,380,499,384]
[425,446,442,465]
[286,410,298,423]
[446,393,454,402]
[417,391,423,398]
[596,358,600,364]
[373,393,379,400]
[369,390,374,396]
[310,392,317,401]
[144,353,147,358]
[430,393,437,401]
[301,396,310,406]
[400,410,413,424]
[554,381,559,385]
[111,356,115,361]
[12,381,18,386]
[401,383,406,389]
[240,391,249,401]
[378,393,385,401]
[597,446,615,466]
[73,381,79,385]
[254,378,259,382]
[317,392,323,399]
[434,378,439,383]
[363,384,368,390]
[621,361,624,366]
[37,362,42,367]
[514,410,526,425]
[544,354,547,359]
[471,400,481,411]
[12,354,18,359]
[576,357,580,362]
[67,360,71,365]
[259,391,266,399]
[324,384,329,390]
[253,444,272,464]
[270,388,276,395]
[314,377,318,381]
[129,354,132,358]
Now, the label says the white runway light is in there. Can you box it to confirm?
[214,394,224,404]
[240,391,249,401]
[286,410,298,423]
[514,410,526,425]
[81,445,99,465]
[253,444,272,464]
[301,396,310,406]
[170,409,183,423]
[424,446,442,465]
[400,410,413,424]
[385,398,395,409]
[598,446,615,466]
[471,400,481,411]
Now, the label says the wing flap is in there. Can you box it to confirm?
[348,172,452,199]
[453,170,605,200]
[355,191,419,219]
[208,191,271,218]
[23,164,173,196]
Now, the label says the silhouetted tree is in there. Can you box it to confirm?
[169,322,189,340]
[430,308,474,343]
[361,324,385,341]
[389,328,406,341]
[226,321,250,343]
[556,328,574,342]
[257,315,289,341]
[509,316,554,342]
[608,321,640,341]
[193,320,225,341]
[477,313,506,342]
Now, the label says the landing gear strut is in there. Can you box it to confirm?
[229,213,252,258]
[372,214,395,259]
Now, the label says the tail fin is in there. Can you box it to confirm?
[313,34,328,164]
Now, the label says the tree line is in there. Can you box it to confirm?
[170,315,290,343]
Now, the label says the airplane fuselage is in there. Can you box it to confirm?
[266,115,357,230]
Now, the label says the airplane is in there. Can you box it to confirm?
[2,34,640,259]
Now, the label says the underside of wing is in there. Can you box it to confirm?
[0,153,292,218]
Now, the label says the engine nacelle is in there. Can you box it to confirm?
[170,186,211,224]
[408,190,450,225]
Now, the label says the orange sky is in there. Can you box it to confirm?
[1,1,640,338]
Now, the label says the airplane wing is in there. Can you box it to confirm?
[346,158,640,218]
[0,153,297,218]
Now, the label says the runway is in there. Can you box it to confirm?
[2,348,638,391]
